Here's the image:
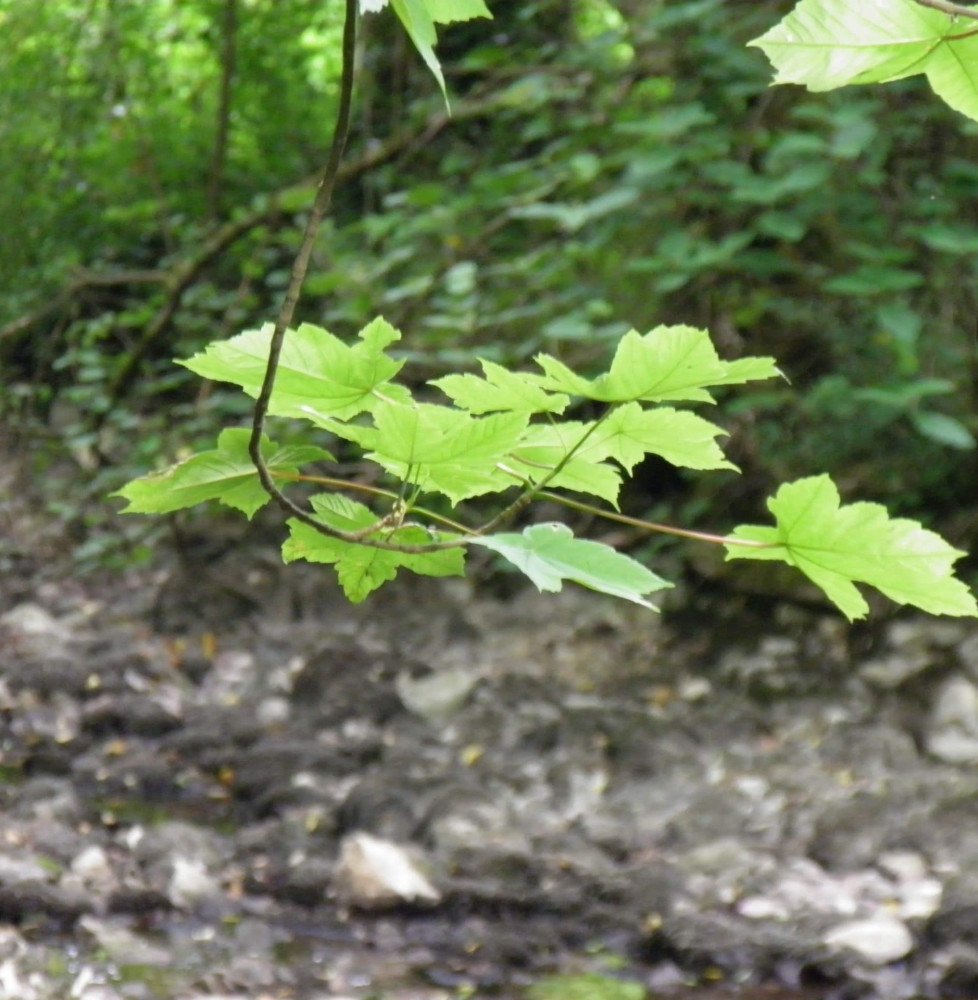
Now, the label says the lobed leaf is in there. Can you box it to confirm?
[589,402,737,473]
[282,493,465,602]
[726,474,978,620]
[388,0,491,108]
[432,359,569,414]
[506,422,623,507]
[750,0,978,124]
[532,325,779,404]
[331,400,529,504]
[180,317,411,423]
[113,428,333,519]
[472,523,671,608]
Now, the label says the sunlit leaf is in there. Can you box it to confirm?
[472,522,671,607]
[332,401,528,504]
[506,422,623,506]
[533,325,778,404]
[590,402,737,472]
[528,973,646,1000]
[423,0,491,22]
[750,0,978,123]
[113,428,333,519]
[726,475,978,619]
[180,317,411,422]
[432,359,569,414]
[282,493,464,602]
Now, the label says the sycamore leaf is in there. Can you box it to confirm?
[726,474,978,620]
[750,0,978,124]
[180,317,411,422]
[113,428,333,519]
[589,403,737,473]
[423,0,491,22]
[331,401,528,504]
[432,359,569,414]
[282,493,465,603]
[373,0,490,105]
[533,326,779,404]
[472,523,671,608]
[390,0,447,104]
[505,421,623,507]
[390,0,490,108]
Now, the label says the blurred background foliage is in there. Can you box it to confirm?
[1,0,976,573]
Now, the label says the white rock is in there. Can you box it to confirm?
[0,602,63,637]
[71,845,113,884]
[679,676,712,701]
[0,958,36,1000]
[824,915,913,965]
[257,696,290,727]
[335,832,440,909]
[878,850,927,882]
[897,877,943,920]
[168,856,222,909]
[396,667,481,723]
[927,676,978,764]
[737,895,790,920]
[79,916,170,966]
[0,854,49,885]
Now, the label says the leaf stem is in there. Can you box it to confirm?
[536,490,775,548]
[914,0,978,20]
[271,471,476,535]
[478,410,612,533]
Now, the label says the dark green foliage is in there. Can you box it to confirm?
[2,0,976,562]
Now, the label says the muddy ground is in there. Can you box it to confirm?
[2,487,978,1000]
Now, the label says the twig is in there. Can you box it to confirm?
[207,0,238,218]
[537,491,775,549]
[914,0,978,20]
[477,412,613,534]
[243,0,460,555]
[0,269,165,342]
[89,91,508,415]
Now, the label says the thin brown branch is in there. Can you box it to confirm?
[207,0,238,219]
[272,470,475,535]
[0,269,165,342]
[245,0,360,546]
[91,91,507,415]
[914,0,978,20]
[242,0,460,556]
[537,491,776,549]
[102,210,269,416]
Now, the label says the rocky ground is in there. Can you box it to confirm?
[2,494,978,1000]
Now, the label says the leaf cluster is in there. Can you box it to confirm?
[115,317,976,620]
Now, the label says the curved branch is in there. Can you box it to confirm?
[242,0,461,556]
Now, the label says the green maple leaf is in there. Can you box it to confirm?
[282,493,465,603]
[180,317,411,423]
[726,475,978,620]
[532,325,779,404]
[432,359,569,414]
[750,0,978,123]
[472,523,671,608]
[386,0,490,108]
[331,401,528,504]
[113,428,333,518]
[505,422,623,506]
[587,402,737,473]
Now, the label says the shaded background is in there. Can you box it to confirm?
[2,0,976,583]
